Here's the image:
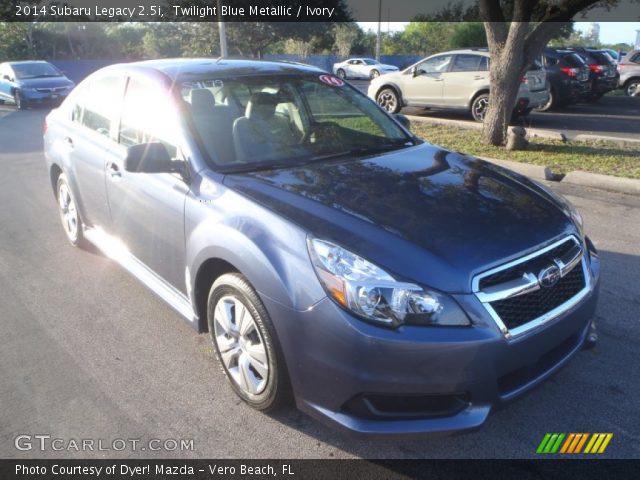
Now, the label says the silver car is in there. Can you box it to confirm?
[368,49,549,122]
[617,50,640,96]
[333,58,399,80]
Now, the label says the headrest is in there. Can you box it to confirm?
[189,89,216,115]
[245,92,278,120]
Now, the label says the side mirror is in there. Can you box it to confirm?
[411,66,418,77]
[394,114,410,130]
[2,75,10,81]
[124,142,174,173]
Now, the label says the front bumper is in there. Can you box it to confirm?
[261,246,600,438]
[22,90,69,105]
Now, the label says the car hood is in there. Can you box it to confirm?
[17,76,73,88]
[224,143,577,293]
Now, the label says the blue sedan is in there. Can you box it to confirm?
[0,61,75,109]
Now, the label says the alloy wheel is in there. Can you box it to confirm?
[377,90,398,113]
[213,295,269,395]
[626,81,639,97]
[472,96,489,122]
[58,182,79,242]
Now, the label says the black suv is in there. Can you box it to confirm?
[566,48,619,101]
[535,48,590,111]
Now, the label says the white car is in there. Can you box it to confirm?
[332,58,399,80]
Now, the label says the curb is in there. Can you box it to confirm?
[406,114,640,144]
[562,171,640,195]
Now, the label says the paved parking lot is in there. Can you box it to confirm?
[1,106,639,459]
[351,80,640,141]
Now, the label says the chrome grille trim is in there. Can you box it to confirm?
[472,236,593,339]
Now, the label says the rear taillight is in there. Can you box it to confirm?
[560,67,580,77]
[589,64,605,73]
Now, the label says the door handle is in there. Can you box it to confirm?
[64,137,74,149]
[434,78,444,82]
[107,161,121,178]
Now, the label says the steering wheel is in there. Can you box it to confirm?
[298,121,341,145]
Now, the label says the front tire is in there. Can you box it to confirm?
[336,69,346,79]
[56,173,86,248]
[471,93,489,122]
[14,90,26,110]
[376,87,401,113]
[208,273,292,412]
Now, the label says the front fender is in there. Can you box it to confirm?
[186,173,326,314]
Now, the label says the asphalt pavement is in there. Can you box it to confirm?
[351,80,640,141]
[1,106,639,459]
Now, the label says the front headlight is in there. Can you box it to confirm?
[307,237,470,328]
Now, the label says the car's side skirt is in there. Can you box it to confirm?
[83,226,198,327]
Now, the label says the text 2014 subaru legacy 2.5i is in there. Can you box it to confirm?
[44,59,600,438]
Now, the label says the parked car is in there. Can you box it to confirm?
[44,58,600,438]
[617,49,640,96]
[332,58,399,80]
[368,49,549,122]
[534,49,590,111]
[565,48,619,101]
[0,61,75,109]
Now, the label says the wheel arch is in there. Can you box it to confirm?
[375,83,403,104]
[50,163,63,196]
[193,258,239,332]
[468,89,490,110]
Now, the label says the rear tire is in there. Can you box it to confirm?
[56,173,87,248]
[208,273,292,412]
[336,69,346,80]
[370,69,380,79]
[534,88,557,112]
[624,79,639,97]
[470,93,489,122]
[376,88,401,113]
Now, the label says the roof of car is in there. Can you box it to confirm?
[109,58,325,80]
[433,49,490,57]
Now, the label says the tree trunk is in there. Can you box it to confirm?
[482,52,524,145]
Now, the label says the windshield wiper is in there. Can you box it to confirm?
[305,142,412,164]
[31,74,61,78]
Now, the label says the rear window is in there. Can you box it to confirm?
[588,52,612,64]
[562,54,586,68]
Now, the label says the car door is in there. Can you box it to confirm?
[401,55,452,105]
[348,59,364,78]
[442,54,487,107]
[64,75,125,229]
[105,75,189,293]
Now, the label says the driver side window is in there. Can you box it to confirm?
[417,55,452,74]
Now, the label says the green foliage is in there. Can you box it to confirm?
[450,23,487,49]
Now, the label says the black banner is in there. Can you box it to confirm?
[1,459,639,480]
[2,0,640,22]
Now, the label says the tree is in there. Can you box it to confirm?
[401,22,455,56]
[480,0,606,146]
[333,23,359,57]
[450,23,487,48]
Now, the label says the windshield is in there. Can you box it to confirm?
[12,62,62,79]
[181,75,413,171]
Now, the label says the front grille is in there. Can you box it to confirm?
[490,266,585,330]
[474,236,590,337]
[479,240,575,290]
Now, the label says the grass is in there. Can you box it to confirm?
[410,123,640,180]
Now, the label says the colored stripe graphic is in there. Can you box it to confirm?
[537,433,612,454]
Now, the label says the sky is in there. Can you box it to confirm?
[358,22,640,46]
